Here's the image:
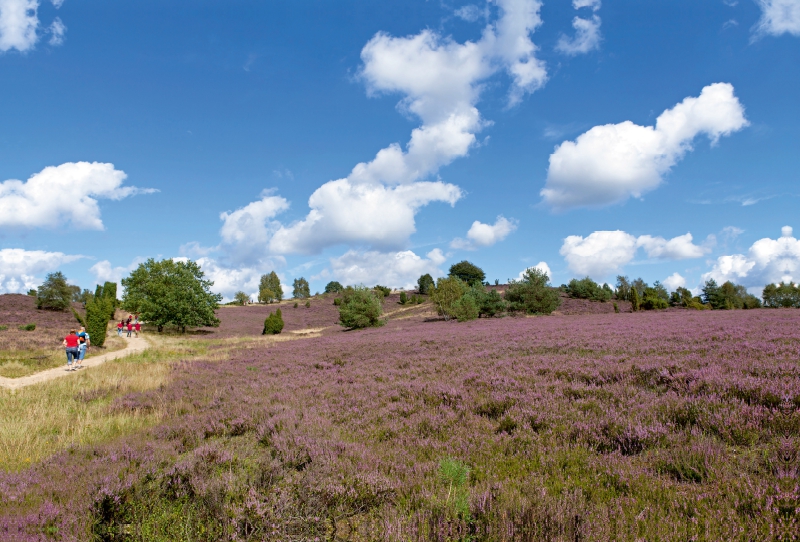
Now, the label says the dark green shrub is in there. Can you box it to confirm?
[641,288,669,310]
[613,302,619,313]
[70,307,86,327]
[0,325,7,331]
[763,282,800,308]
[262,309,284,335]
[416,294,423,304]
[324,281,344,294]
[36,271,72,311]
[630,287,640,312]
[305,300,311,308]
[338,286,385,329]
[333,297,342,306]
[505,268,561,315]
[448,260,485,286]
[293,302,298,308]
[399,291,408,305]
[85,296,111,347]
[474,288,506,318]
[27,289,37,297]
[19,323,36,331]
[565,277,612,301]
[374,285,391,297]
[417,273,434,295]
[452,294,479,322]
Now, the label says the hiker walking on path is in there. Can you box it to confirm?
[76,326,90,369]
[117,321,124,335]
[126,321,133,337]
[63,329,80,371]
[134,321,141,338]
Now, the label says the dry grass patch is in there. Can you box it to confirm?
[0,336,209,471]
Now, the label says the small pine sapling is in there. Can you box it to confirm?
[399,291,407,305]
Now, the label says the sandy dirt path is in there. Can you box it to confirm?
[0,336,151,390]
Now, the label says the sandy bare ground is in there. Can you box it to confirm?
[0,336,151,390]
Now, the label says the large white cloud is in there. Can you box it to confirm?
[703,226,800,287]
[0,0,66,52]
[89,258,145,286]
[321,248,447,290]
[753,0,800,38]
[0,248,82,293]
[221,0,546,259]
[269,181,462,255]
[541,83,748,210]
[560,230,709,278]
[0,162,156,230]
[663,272,686,291]
[451,216,517,250]
[219,192,290,264]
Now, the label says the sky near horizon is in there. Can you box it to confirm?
[1,0,799,300]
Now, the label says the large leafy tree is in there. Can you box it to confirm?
[324,281,344,294]
[448,261,486,286]
[292,277,310,299]
[430,276,469,320]
[258,272,283,303]
[121,258,221,332]
[36,271,73,311]
[417,273,434,295]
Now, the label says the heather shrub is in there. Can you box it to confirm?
[565,277,612,301]
[417,273,434,295]
[262,309,284,335]
[504,268,560,315]
[338,286,385,329]
[19,323,36,331]
[399,291,407,305]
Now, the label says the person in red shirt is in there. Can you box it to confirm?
[117,321,124,336]
[134,321,141,338]
[126,321,133,337]
[63,329,80,371]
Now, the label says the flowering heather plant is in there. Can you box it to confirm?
[1,309,799,540]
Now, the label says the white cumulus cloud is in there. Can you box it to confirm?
[0,162,157,231]
[663,272,686,291]
[223,0,546,258]
[451,216,517,250]
[47,15,63,45]
[703,226,800,287]
[0,248,82,293]
[541,83,749,210]
[0,0,39,52]
[323,248,447,290]
[89,258,144,286]
[219,192,290,264]
[753,0,800,38]
[556,15,601,55]
[573,0,601,9]
[560,230,709,278]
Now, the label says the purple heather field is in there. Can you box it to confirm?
[1,304,799,541]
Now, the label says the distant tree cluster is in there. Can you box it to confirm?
[564,277,613,302]
[702,279,761,310]
[427,263,560,322]
[762,282,800,308]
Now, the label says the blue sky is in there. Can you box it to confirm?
[1,0,799,300]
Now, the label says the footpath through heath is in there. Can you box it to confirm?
[0,336,151,390]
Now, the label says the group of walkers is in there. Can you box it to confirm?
[62,327,90,371]
[62,314,142,372]
[117,315,141,338]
